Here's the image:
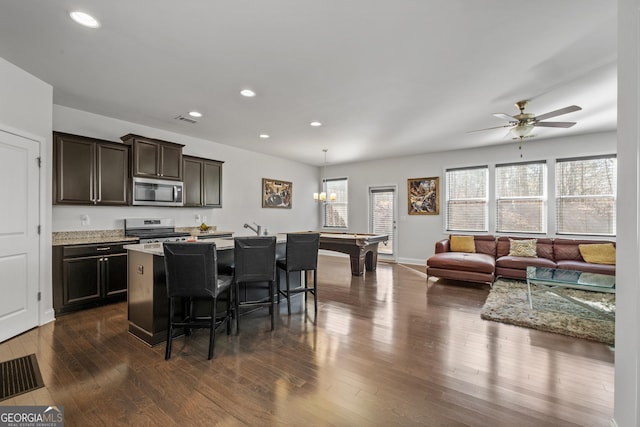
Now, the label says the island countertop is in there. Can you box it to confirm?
[124,235,287,256]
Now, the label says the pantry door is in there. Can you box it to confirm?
[0,129,40,342]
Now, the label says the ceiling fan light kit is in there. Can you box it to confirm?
[470,100,582,155]
[510,123,535,138]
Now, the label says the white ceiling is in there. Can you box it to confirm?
[0,1,617,166]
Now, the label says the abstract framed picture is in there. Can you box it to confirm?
[262,178,292,209]
[407,177,439,215]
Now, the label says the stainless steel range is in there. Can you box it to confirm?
[125,218,191,243]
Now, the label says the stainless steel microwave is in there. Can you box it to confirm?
[132,177,184,206]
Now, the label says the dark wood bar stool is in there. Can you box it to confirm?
[233,236,277,332]
[163,242,233,360]
[277,233,320,315]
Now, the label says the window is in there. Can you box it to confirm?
[495,161,546,233]
[445,166,488,232]
[556,155,616,235]
[323,177,348,228]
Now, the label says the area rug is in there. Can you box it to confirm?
[481,279,615,345]
[0,353,44,401]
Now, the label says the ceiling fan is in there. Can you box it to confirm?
[469,100,582,140]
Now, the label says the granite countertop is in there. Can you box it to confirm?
[175,227,233,237]
[52,228,233,246]
[52,230,139,246]
[125,234,287,256]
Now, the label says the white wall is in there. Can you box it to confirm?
[323,131,617,264]
[615,0,639,425]
[52,106,321,235]
[0,57,54,324]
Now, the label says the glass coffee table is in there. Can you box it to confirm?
[526,266,615,320]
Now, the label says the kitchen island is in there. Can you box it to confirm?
[124,237,290,345]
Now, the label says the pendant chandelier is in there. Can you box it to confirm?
[313,149,336,202]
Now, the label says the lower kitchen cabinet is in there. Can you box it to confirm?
[53,242,128,315]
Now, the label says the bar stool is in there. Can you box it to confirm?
[163,242,233,360]
[277,233,320,315]
[233,236,277,332]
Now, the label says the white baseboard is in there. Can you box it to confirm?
[40,308,56,325]
[319,251,425,269]
[397,257,426,266]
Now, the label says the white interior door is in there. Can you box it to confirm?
[369,186,397,259]
[0,129,40,342]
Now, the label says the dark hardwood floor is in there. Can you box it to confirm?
[0,256,614,426]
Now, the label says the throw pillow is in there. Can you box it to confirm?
[508,238,537,257]
[579,243,616,265]
[450,235,475,253]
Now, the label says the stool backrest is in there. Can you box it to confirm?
[234,236,277,283]
[285,233,320,271]
[163,242,218,298]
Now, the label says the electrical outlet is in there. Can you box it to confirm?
[195,214,201,224]
[81,214,90,226]
[202,215,207,223]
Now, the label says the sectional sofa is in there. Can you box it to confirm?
[426,235,616,285]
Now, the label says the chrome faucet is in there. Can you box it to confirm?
[243,222,262,236]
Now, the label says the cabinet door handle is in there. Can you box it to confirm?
[96,247,111,251]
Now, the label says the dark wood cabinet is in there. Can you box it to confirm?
[53,132,129,205]
[183,155,223,207]
[121,134,184,181]
[53,243,128,315]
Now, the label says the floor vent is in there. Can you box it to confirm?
[174,115,198,124]
[0,353,44,401]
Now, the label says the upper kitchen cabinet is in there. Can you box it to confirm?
[183,155,223,207]
[121,134,184,181]
[53,132,129,205]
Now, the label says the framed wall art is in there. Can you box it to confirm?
[408,177,439,215]
[262,178,292,209]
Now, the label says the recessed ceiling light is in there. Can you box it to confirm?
[259,134,270,139]
[188,111,203,118]
[69,11,100,28]
[310,121,322,127]
[240,89,256,97]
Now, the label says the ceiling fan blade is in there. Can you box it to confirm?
[534,105,582,121]
[534,121,577,128]
[492,113,516,122]
[467,124,514,134]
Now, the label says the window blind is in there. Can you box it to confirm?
[555,155,616,235]
[370,188,394,255]
[323,177,348,228]
[495,161,546,233]
[445,166,488,232]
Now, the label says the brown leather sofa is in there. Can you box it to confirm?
[494,237,556,280]
[552,238,616,276]
[425,235,497,285]
[426,235,615,284]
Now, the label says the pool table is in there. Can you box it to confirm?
[317,232,389,275]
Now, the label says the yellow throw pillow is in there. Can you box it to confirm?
[508,239,537,257]
[579,243,616,265]
[450,235,476,253]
